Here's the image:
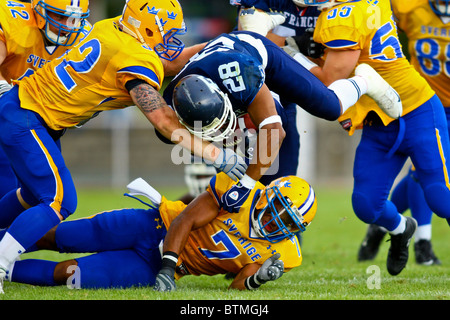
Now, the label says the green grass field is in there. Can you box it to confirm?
[1,186,449,301]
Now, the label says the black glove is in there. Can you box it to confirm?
[289,28,325,59]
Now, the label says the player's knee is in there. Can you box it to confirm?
[54,259,78,285]
[35,225,58,251]
[423,183,450,219]
[352,191,380,223]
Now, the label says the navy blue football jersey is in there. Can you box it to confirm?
[230,0,320,37]
[164,32,266,117]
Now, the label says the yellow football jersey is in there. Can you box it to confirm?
[0,0,91,83]
[16,16,164,130]
[391,0,450,107]
[314,0,435,135]
[159,173,302,279]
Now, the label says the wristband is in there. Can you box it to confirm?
[244,274,266,290]
[292,52,318,71]
[161,251,178,270]
[258,115,282,130]
[239,174,257,189]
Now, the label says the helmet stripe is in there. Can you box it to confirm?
[297,186,315,217]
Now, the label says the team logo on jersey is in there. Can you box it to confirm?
[229,191,239,201]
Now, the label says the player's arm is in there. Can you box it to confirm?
[0,39,12,96]
[308,49,361,86]
[230,253,285,290]
[218,84,284,214]
[246,83,285,182]
[129,81,246,181]
[153,191,220,292]
[162,42,207,76]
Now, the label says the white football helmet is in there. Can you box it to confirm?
[184,162,217,197]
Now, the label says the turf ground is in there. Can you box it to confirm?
[0,185,448,303]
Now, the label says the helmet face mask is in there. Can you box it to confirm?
[120,0,186,61]
[429,0,450,16]
[32,0,90,46]
[251,176,317,243]
[184,163,217,197]
[173,74,238,143]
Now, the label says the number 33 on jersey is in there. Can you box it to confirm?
[313,0,434,135]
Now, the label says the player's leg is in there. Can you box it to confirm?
[407,95,450,221]
[405,168,441,265]
[34,207,166,256]
[0,146,18,199]
[0,90,76,290]
[351,119,417,275]
[10,249,161,288]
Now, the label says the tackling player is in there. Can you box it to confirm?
[163,30,402,214]
[358,0,450,266]
[0,0,247,294]
[4,173,316,291]
[294,0,450,275]
[0,0,91,199]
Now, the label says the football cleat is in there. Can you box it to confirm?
[357,224,387,261]
[414,239,442,266]
[386,217,417,276]
[355,63,403,119]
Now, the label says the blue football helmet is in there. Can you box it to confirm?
[32,0,90,46]
[172,74,237,143]
[429,0,450,16]
[252,176,317,243]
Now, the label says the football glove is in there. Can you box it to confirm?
[153,252,178,292]
[153,271,176,292]
[0,80,12,98]
[207,148,247,181]
[245,253,284,290]
[239,7,286,36]
[221,182,251,213]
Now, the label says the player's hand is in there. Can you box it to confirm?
[255,253,284,283]
[0,80,12,98]
[153,269,176,292]
[221,182,252,213]
[286,28,324,59]
[239,7,285,36]
[208,148,247,181]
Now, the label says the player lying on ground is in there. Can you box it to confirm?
[2,173,316,290]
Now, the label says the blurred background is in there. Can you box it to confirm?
[65,0,365,191]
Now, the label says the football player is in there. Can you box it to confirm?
[0,0,91,199]
[229,0,323,189]
[5,174,316,291]
[358,0,450,266]
[294,0,450,275]
[163,30,402,214]
[0,0,247,294]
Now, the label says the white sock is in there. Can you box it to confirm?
[415,224,432,242]
[0,232,25,270]
[389,215,407,235]
[328,76,368,114]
